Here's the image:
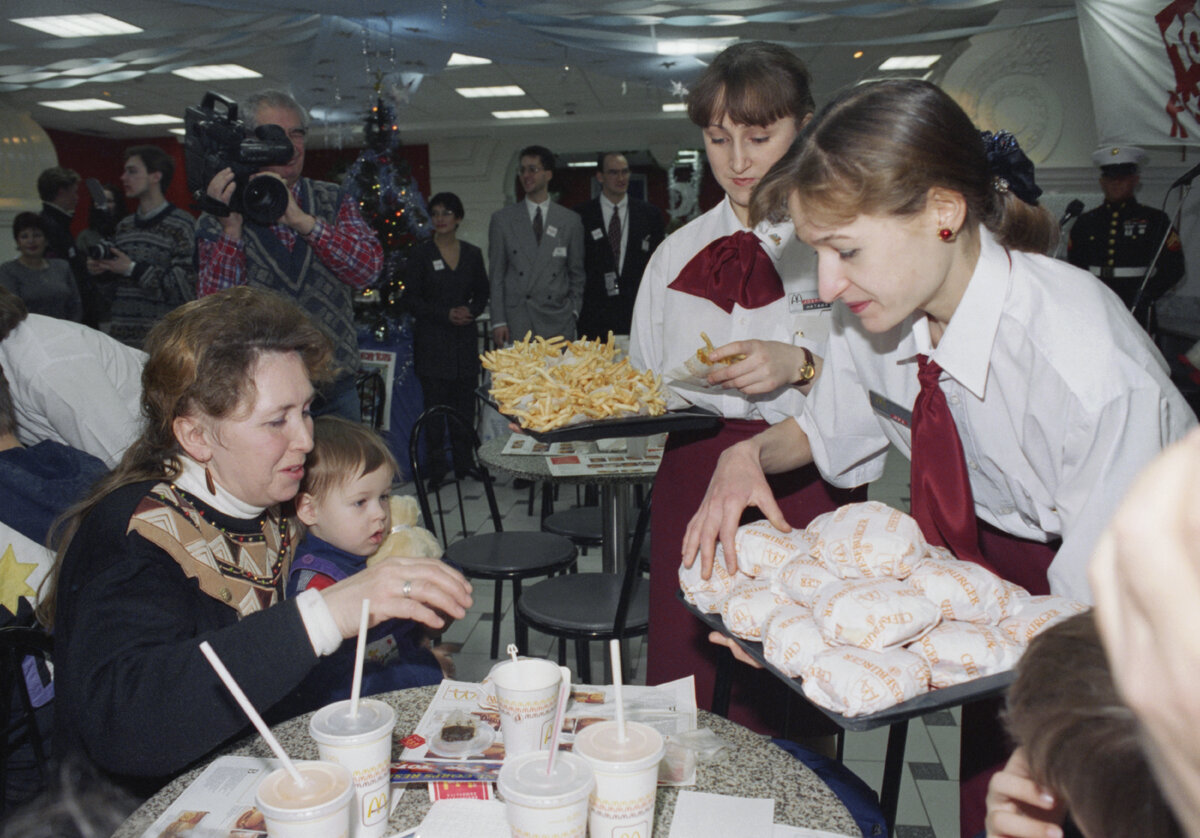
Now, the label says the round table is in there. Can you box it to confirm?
[478,437,656,575]
[114,685,861,836]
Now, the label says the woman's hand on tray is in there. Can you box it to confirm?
[984,749,1065,838]
[707,632,764,669]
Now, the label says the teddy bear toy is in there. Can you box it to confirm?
[367,494,444,565]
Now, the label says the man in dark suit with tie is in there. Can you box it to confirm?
[488,145,585,346]
[574,153,666,340]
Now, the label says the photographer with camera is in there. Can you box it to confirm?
[87,146,196,349]
[194,90,383,422]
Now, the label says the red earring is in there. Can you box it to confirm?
[938,227,955,242]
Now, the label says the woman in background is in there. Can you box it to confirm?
[405,191,489,487]
[0,213,81,322]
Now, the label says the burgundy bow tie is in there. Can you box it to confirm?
[668,230,784,313]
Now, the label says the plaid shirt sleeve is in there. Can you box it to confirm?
[302,194,383,290]
[196,231,246,297]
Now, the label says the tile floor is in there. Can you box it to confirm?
[401,445,958,838]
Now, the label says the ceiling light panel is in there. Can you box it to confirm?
[656,38,733,56]
[111,114,184,125]
[456,85,524,98]
[172,64,262,81]
[447,53,491,67]
[39,98,124,111]
[878,55,941,70]
[661,103,686,113]
[10,14,143,38]
[492,108,549,119]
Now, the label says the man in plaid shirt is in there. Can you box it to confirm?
[196,89,382,421]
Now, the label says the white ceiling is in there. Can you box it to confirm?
[0,0,1077,147]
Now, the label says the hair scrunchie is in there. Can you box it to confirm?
[980,130,1042,206]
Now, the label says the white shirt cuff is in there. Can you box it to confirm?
[296,588,344,656]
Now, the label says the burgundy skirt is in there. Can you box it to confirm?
[646,418,863,736]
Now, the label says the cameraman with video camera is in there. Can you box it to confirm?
[87,145,197,349]
[194,90,383,422]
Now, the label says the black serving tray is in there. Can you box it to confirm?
[476,387,721,442]
[680,594,1014,731]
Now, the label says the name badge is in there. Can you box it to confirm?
[869,391,912,428]
[546,225,558,238]
[641,236,651,252]
[788,291,830,314]
[432,259,445,270]
[604,271,619,296]
[553,246,567,258]
[591,228,604,240]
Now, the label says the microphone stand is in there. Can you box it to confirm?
[1131,183,1189,336]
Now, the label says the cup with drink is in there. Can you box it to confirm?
[489,658,568,758]
[309,698,396,838]
[254,759,355,838]
[574,720,666,838]
[497,749,594,838]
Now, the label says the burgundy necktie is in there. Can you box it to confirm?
[608,208,622,267]
[908,355,999,575]
[667,230,784,313]
[532,207,543,244]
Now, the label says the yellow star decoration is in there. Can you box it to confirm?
[0,543,38,616]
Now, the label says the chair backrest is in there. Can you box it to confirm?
[613,487,652,637]
[408,405,504,539]
[0,624,54,814]
[355,369,388,429]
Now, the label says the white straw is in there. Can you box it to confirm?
[610,639,627,743]
[507,643,520,663]
[349,598,370,718]
[200,641,305,787]
[545,666,572,775]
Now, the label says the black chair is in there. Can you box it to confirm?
[409,405,579,658]
[517,489,652,682]
[0,625,53,815]
[355,369,387,429]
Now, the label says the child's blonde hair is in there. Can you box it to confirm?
[300,416,399,502]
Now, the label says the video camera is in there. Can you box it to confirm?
[184,92,294,226]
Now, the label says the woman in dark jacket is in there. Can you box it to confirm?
[405,192,489,486]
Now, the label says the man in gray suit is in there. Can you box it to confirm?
[488,145,585,346]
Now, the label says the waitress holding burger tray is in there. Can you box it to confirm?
[629,41,861,739]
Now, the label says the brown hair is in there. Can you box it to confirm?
[38,287,334,628]
[687,41,814,129]
[36,166,80,202]
[750,79,1057,254]
[1005,612,1181,838]
[300,416,398,503]
[124,144,176,190]
[0,365,16,440]
[0,287,29,340]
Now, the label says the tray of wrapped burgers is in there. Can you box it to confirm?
[678,500,1088,731]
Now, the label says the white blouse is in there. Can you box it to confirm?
[629,196,830,423]
[798,229,1196,602]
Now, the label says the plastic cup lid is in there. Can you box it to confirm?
[498,751,594,808]
[574,721,665,772]
[309,698,395,745]
[256,761,354,821]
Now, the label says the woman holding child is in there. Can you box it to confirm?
[43,287,472,800]
[683,79,1193,836]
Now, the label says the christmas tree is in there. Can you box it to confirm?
[346,96,433,311]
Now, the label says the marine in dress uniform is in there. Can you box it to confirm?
[1068,145,1184,329]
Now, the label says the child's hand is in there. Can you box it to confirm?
[985,749,1066,838]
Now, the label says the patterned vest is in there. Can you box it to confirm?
[127,483,299,616]
[241,178,360,376]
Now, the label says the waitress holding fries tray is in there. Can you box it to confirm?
[629,41,861,737]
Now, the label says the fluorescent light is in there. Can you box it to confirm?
[878,55,941,70]
[11,14,142,38]
[168,128,186,135]
[61,62,126,77]
[492,108,549,119]
[39,98,124,111]
[567,161,595,168]
[656,38,733,56]
[111,113,184,125]
[447,53,491,67]
[456,85,524,98]
[172,64,262,81]
[662,103,687,113]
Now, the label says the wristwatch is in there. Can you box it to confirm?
[796,347,816,386]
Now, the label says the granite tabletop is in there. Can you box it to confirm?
[478,437,658,487]
[114,684,862,837]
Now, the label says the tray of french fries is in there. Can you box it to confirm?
[479,332,720,442]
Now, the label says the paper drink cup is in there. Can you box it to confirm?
[498,750,594,838]
[490,658,564,759]
[573,720,666,838]
[254,760,354,838]
[308,699,395,838]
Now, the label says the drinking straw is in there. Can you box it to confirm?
[199,640,305,787]
[349,598,370,718]
[507,643,520,663]
[545,666,573,775]
[610,639,627,743]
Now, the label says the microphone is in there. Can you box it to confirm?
[1058,199,1084,227]
[1170,161,1200,189]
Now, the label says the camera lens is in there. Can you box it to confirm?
[241,177,290,226]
